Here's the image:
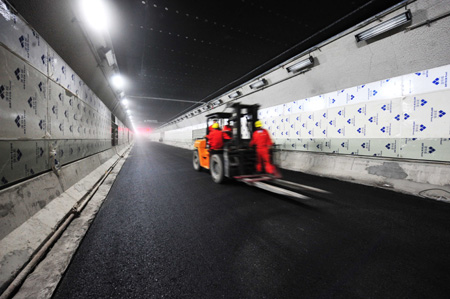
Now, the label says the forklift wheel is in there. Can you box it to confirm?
[210,154,224,183]
[193,150,201,171]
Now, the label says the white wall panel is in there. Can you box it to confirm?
[304,95,327,112]
[0,140,48,186]
[402,90,450,138]
[0,5,48,74]
[403,64,449,96]
[161,62,450,162]
[0,46,47,139]
[366,76,403,101]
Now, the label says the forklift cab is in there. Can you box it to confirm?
[193,103,261,183]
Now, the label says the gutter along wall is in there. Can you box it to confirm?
[151,0,450,199]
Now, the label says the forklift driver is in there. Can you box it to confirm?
[208,119,218,133]
[249,120,275,174]
[206,122,224,150]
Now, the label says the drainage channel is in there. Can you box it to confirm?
[0,148,131,299]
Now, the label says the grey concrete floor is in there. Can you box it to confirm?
[52,140,450,298]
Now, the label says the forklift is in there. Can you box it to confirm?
[192,102,280,184]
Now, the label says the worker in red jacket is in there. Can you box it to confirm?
[208,119,217,134]
[206,122,224,150]
[249,120,275,174]
[223,120,232,140]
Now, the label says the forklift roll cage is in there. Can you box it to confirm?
[193,103,272,183]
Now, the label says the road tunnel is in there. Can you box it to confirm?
[1,0,450,298]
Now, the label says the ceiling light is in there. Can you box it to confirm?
[121,98,128,106]
[104,49,115,66]
[355,10,412,42]
[287,57,314,73]
[228,91,241,99]
[80,0,109,32]
[111,74,125,89]
[250,79,267,89]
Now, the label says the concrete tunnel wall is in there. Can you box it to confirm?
[0,1,133,291]
[150,0,450,198]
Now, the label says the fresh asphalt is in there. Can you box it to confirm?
[52,139,450,299]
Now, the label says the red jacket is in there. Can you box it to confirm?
[249,128,273,149]
[206,129,224,150]
[223,125,232,140]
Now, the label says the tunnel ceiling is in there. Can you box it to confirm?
[7,0,404,128]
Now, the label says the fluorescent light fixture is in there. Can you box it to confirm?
[287,57,314,73]
[111,74,125,89]
[104,49,115,66]
[355,10,412,42]
[228,91,241,99]
[80,0,109,32]
[250,79,267,89]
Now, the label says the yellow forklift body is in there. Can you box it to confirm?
[194,138,210,169]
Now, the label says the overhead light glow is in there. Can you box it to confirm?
[80,0,109,32]
[111,74,125,89]
[121,98,129,106]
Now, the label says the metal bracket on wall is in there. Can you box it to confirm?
[405,11,450,32]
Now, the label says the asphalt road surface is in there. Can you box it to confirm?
[52,140,450,299]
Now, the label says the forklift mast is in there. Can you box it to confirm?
[229,102,259,148]
[204,102,260,147]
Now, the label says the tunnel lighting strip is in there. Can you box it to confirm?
[355,10,412,42]
[286,57,314,73]
[249,79,267,89]
[228,91,241,99]
[158,1,413,128]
